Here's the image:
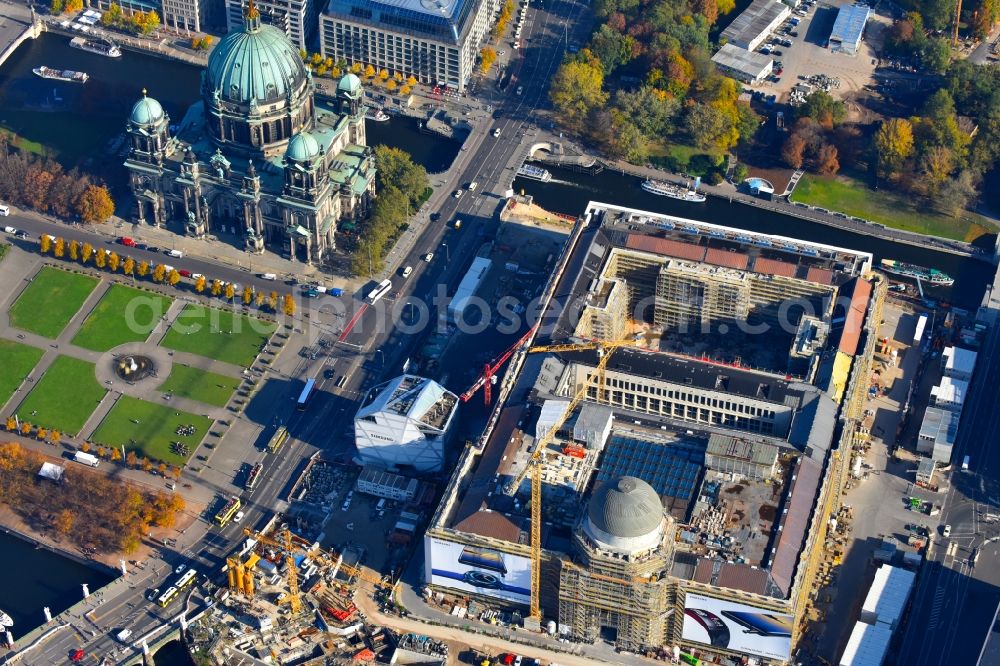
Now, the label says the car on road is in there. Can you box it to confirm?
[943,524,952,537]
[424,252,434,262]
[401,265,413,278]
[175,563,187,574]
[118,236,136,247]
[493,128,502,137]
[453,190,463,198]
[325,368,336,379]
[0,204,9,216]
[146,245,160,253]
[147,588,160,601]
[453,219,462,229]
[517,85,523,95]
[71,649,85,662]
[178,269,192,278]
[468,181,478,191]
[15,231,28,239]
[234,510,245,523]
[3,226,16,234]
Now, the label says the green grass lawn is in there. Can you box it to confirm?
[158,364,240,407]
[89,395,213,466]
[792,174,997,242]
[0,340,44,408]
[15,355,105,434]
[161,304,275,367]
[9,267,99,338]
[70,284,173,352]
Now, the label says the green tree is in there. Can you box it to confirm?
[373,146,429,204]
[685,102,736,151]
[76,185,115,223]
[588,24,636,74]
[799,91,846,129]
[50,0,64,14]
[874,118,915,175]
[549,57,608,130]
[613,86,679,138]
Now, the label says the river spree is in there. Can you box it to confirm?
[515,166,996,311]
[0,531,113,639]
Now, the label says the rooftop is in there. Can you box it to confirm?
[829,3,871,45]
[358,374,458,430]
[721,0,790,45]
[323,0,479,43]
[919,406,959,446]
[712,43,774,77]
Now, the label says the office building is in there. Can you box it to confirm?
[224,0,316,51]
[161,0,211,32]
[318,0,498,92]
[711,43,774,83]
[354,375,459,472]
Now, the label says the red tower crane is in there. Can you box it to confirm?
[460,325,537,405]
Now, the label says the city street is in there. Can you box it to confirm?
[894,308,1000,665]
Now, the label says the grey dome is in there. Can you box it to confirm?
[130,93,164,126]
[587,476,663,539]
[338,73,362,98]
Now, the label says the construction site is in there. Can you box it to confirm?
[419,202,886,664]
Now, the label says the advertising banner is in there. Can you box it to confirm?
[682,593,793,660]
[425,536,531,604]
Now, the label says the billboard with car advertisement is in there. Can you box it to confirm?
[682,593,793,660]
[424,536,531,605]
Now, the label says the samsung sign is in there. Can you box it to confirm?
[424,536,532,605]
[682,593,793,661]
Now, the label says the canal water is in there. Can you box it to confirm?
[153,639,195,665]
[515,166,997,311]
[0,531,114,639]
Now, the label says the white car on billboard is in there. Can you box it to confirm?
[682,593,793,660]
[425,537,532,604]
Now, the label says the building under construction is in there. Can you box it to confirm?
[424,203,882,664]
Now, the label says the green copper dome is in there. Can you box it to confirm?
[337,73,362,98]
[286,131,320,161]
[130,92,164,126]
[205,5,308,105]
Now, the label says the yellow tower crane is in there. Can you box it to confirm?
[242,526,303,614]
[505,338,634,622]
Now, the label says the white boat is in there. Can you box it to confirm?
[363,106,389,122]
[641,179,706,202]
[0,610,12,628]
[33,66,88,83]
[516,164,552,182]
[69,36,122,58]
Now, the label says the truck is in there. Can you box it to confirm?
[115,628,132,643]
[74,451,100,468]
[168,249,184,258]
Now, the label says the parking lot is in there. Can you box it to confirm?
[747,0,884,103]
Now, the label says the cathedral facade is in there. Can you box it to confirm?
[124,0,375,264]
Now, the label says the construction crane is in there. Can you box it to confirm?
[460,325,537,405]
[505,338,633,621]
[240,526,303,613]
[953,0,963,45]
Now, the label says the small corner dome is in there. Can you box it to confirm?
[338,73,363,96]
[587,476,663,539]
[286,131,320,161]
[130,94,164,126]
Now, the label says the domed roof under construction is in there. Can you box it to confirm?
[587,476,663,539]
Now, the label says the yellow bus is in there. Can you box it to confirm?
[267,426,288,454]
[156,586,179,607]
[214,496,241,527]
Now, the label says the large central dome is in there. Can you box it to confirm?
[584,476,665,555]
[206,1,308,105]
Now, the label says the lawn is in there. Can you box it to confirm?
[15,355,105,434]
[71,284,173,352]
[89,395,213,466]
[161,304,276,367]
[0,340,44,408]
[158,364,241,407]
[792,174,997,242]
[9,267,99,338]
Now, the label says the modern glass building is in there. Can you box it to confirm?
[319,0,500,91]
